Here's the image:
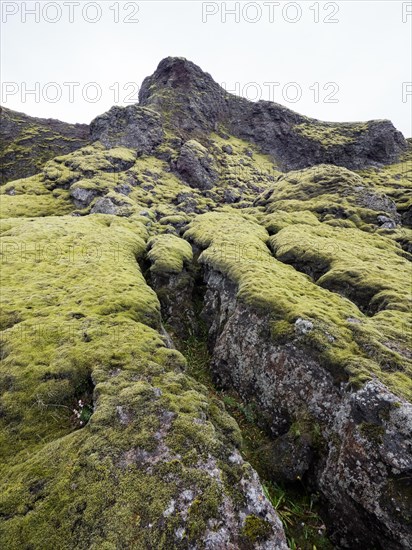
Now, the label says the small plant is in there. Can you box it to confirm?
[263,482,330,550]
[72,399,93,427]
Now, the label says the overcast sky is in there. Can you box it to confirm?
[1,1,411,136]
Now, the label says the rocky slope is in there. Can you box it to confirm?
[0,57,411,549]
[0,106,89,184]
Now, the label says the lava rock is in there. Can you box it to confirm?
[90,197,118,215]
[70,187,100,208]
[377,214,397,229]
[176,140,219,190]
[222,144,233,155]
[139,57,407,171]
[90,104,164,154]
[0,106,89,184]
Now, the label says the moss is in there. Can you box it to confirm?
[0,192,73,219]
[270,319,295,344]
[265,210,319,234]
[0,174,74,219]
[241,514,272,542]
[147,234,193,274]
[359,422,385,444]
[186,484,221,540]
[185,211,411,399]
[0,212,269,547]
[208,132,281,206]
[258,164,399,231]
[271,222,410,312]
[293,121,369,148]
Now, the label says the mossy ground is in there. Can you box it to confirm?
[258,164,401,231]
[3,132,280,230]
[1,120,410,547]
[0,214,263,548]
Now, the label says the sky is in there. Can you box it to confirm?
[1,0,411,136]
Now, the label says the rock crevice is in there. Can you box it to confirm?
[199,267,412,550]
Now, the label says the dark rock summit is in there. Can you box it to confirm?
[136,57,407,170]
[139,57,229,134]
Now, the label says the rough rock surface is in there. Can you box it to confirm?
[176,140,219,190]
[139,57,407,170]
[139,57,230,136]
[90,104,164,153]
[200,268,412,549]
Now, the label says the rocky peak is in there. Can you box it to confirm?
[139,57,230,134]
[97,57,407,171]
[139,57,221,100]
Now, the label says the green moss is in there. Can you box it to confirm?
[293,121,369,148]
[0,173,74,219]
[0,211,269,547]
[271,222,410,312]
[359,422,385,444]
[185,211,411,399]
[186,484,221,540]
[259,164,397,231]
[147,234,193,274]
[0,192,73,218]
[265,210,319,233]
[270,319,295,344]
[209,132,281,205]
[242,514,272,542]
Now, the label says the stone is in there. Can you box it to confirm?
[90,197,118,215]
[294,318,314,335]
[90,104,164,154]
[377,214,397,229]
[70,186,100,208]
[200,268,412,548]
[176,140,219,190]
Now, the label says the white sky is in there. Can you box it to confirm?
[1,1,411,136]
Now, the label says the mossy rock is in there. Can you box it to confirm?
[0,213,286,548]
